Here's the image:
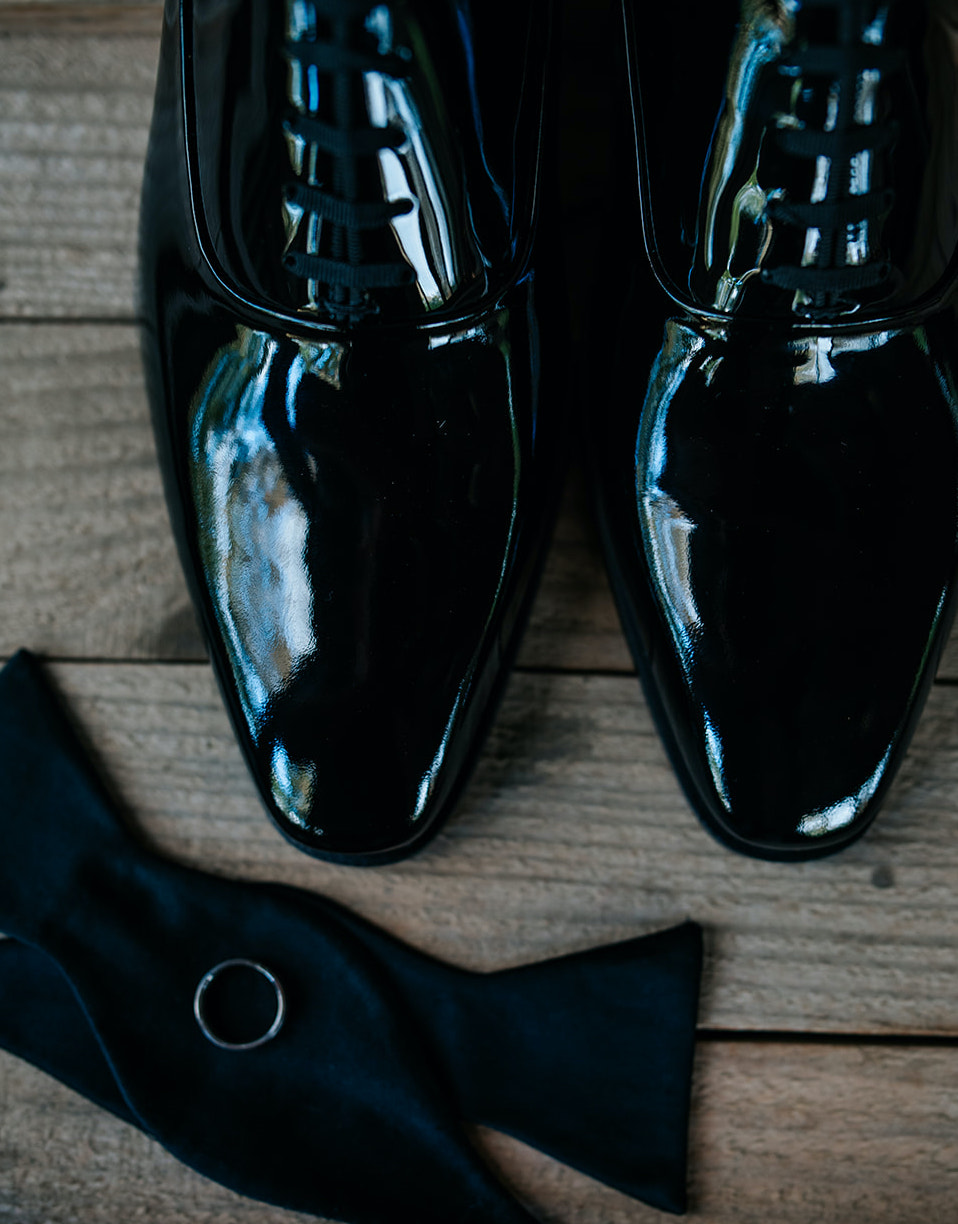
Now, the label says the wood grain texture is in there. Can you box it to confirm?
[15,658,958,1037]
[5,1040,958,1224]
[0,2,161,34]
[0,34,156,318]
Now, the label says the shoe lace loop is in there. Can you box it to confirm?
[759,0,906,318]
[283,0,416,318]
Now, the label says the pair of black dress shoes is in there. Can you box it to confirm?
[141,0,958,865]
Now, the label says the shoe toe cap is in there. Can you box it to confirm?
[244,682,478,861]
[620,318,958,858]
[666,683,909,858]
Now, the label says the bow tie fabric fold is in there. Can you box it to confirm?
[0,650,702,1222]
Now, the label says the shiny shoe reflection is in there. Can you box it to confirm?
[141,0,562,861]
[596,0,958,858]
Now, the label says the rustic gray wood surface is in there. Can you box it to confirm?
[3,4,958,1222]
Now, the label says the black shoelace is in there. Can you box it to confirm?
[760,0,905,317]
[283,0,416,319]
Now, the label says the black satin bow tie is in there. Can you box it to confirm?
[0,650,702,1222]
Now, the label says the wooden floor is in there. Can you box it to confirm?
[3,2,958,1221]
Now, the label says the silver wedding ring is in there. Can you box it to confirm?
[193,959,287,1050]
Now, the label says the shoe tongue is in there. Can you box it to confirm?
[187,0,515,325]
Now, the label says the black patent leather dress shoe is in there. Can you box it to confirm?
[594,0,958,859]
[140,0,564,862]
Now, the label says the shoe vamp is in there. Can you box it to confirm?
[186,320,530,841]
[638,323,958,831]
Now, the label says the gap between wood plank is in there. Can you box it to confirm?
[698,1029,958,1048]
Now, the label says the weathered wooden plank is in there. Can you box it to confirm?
[0,322,632,668]
[0,324,199,658]
[4,1040,958,1224]
[5,659,955,1036]
[0,17,606,315]
[0,34,157,318]
[0,2,161,35]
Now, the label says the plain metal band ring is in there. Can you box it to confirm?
[193,958,287,1051]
